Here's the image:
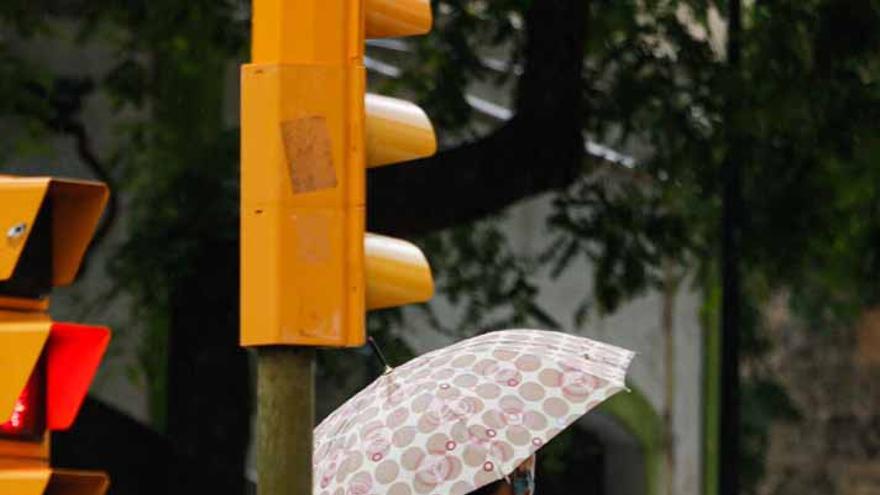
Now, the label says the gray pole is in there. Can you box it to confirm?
[720,0,742,493]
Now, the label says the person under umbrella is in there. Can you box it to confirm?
[467,454,535,495]
[314,329,634,495]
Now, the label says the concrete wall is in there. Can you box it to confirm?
[396,193,706,495]
[759,303,880,495]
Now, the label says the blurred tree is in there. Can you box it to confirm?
[2,0,880,493]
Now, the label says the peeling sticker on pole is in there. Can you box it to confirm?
[281,116,338,194]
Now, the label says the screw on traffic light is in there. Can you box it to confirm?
[0,177,112,495]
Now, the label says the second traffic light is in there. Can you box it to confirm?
[0,175,111,495]
[241,0,437,347]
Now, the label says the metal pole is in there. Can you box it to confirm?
[256,347,315,494]
[720,1,742,494]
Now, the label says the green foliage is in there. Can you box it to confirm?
[385,0,531,136]
[34,1,247,428]
[418,216,559,336]
[401,0,880,491]
[597,387,665,495]
[545,170,692,318]
[3,0,880,491]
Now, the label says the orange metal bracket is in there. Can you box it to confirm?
[0,468,108,495]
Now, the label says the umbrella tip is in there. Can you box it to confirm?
[368,336,395,374]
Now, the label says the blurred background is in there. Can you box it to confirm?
[1,0,879,494]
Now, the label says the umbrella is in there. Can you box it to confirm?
[313,329,634,495]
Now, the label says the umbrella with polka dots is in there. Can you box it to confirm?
[313,329,635,495]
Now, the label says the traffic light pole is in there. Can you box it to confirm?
[242,1,435,493]
[256,347,315,494]
[720,1,742,494]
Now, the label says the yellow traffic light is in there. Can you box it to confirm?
[0,175,111,495]
[364,0,432,38]
[0,177,108,296]
[240,61,366,347]
[241,0,437,347]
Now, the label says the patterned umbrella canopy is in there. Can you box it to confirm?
[313,329,635,495]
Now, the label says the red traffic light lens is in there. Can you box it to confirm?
[0,359,45,440]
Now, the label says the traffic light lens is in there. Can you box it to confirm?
[0,361,44,440]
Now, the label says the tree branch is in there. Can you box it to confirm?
[24,77,119,250]
[62,119,119,248]
[368,0,587,237]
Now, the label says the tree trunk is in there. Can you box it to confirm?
[167,241,252,494]
[369,0,587,237]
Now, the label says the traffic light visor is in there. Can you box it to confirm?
[45,323,110,431]
[365,0,432,38]
[365,94,437,168]
[44,469,110,495]
[0,177,108,288]
[365,233,434,309]
[0,321,109,433]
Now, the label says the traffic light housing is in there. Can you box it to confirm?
[0,176,111,495]
[0,177,107,299]
[241,0,436,347]
[0,320,110,434]
[0,469,109,495]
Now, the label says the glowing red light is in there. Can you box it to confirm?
[0,362,44,439]
[46,323,110,430]
[0,323,108,439]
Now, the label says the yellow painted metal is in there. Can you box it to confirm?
[0,180,44,283]
[0,468,50,495]
[364,234,434,309]
[251,0,431,63]
[0,297,49,312]
[0,177,110,491]
[0,469,108,495]
[241,64,366,347]
[0,434,49,465]
[0,314,51,423]
[243,0,436,347]
[365,0,432,38]
[0,177,108,286]
[46,180,108,287]
[46,469,109,495]
[365,94,437,168]
[251,0,362,65]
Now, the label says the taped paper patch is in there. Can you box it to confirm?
[281,116,337,194]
